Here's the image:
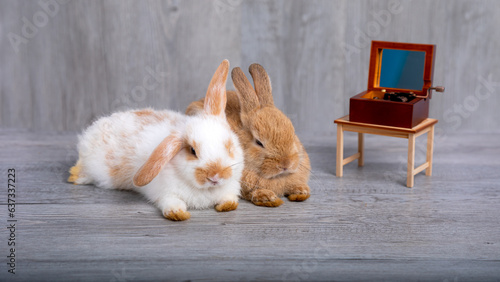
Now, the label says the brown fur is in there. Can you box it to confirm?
[231,68,260,114]
[185,99,205,116]
[204,60,229,117]
[225,139,235,159]
[205,85,226,116]
[248,189,284,207]
[164,209,191,221]
[215,201,238,212]
[186,90,242,130]
[108,153,136,188]
[191,140,200,156]
[194,160,233,185]
[287,193,310,201]
[185,148,197,161]
[68,160,82,183]
[133,134,183,187]
[185,140,200,161]
[249,64,274,107]
[133,109,171,126]
[186,64,311,207]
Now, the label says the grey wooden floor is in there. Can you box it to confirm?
[1,129,499,281]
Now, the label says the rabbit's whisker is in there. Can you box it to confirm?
[229,161,244,168]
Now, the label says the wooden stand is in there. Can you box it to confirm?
[334,115,437,188]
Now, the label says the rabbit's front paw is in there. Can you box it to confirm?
[215,201,238,212]
[163,209,191,221]
[286,185,310,202]
[250,189,284,207]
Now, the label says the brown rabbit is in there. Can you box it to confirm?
[186,63,310,207]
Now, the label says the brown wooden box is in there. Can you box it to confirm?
[349,41,436,128]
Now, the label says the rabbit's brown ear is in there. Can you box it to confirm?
[249,63,274,107]
[204,60,229,118]
[133,134,183,187]
[231,67,260,113]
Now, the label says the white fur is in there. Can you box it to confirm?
[75,109,244,214]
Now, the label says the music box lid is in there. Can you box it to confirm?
[367,41,436,98]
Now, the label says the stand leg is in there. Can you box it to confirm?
[407,133,416,188]
[336,124,344,177]
[358,132,364,166]
[426,125,435,176]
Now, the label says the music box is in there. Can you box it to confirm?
[349,41,445,128]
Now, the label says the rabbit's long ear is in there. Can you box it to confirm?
[204,60,229,118]
[133,134,183,187]
[232,67,260,113]
[249,63,274,107]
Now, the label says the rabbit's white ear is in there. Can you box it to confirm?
[133,134,183,187]
[232,67,260,113]
[249,63,274,107]
[204,59,229,118]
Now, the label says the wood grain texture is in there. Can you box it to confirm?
[1,0,499,136]
[0,130,499,280]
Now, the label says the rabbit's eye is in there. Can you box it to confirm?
[190,147,197,157]
[255,139,264,148]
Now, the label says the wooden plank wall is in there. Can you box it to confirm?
[1,0,499,136]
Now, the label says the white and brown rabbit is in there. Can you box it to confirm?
[68,60,244,221]
[187,63,310,207]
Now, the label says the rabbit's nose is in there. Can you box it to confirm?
[207,176,220,185]
[277,165,288,174]
[280,160,291,171]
